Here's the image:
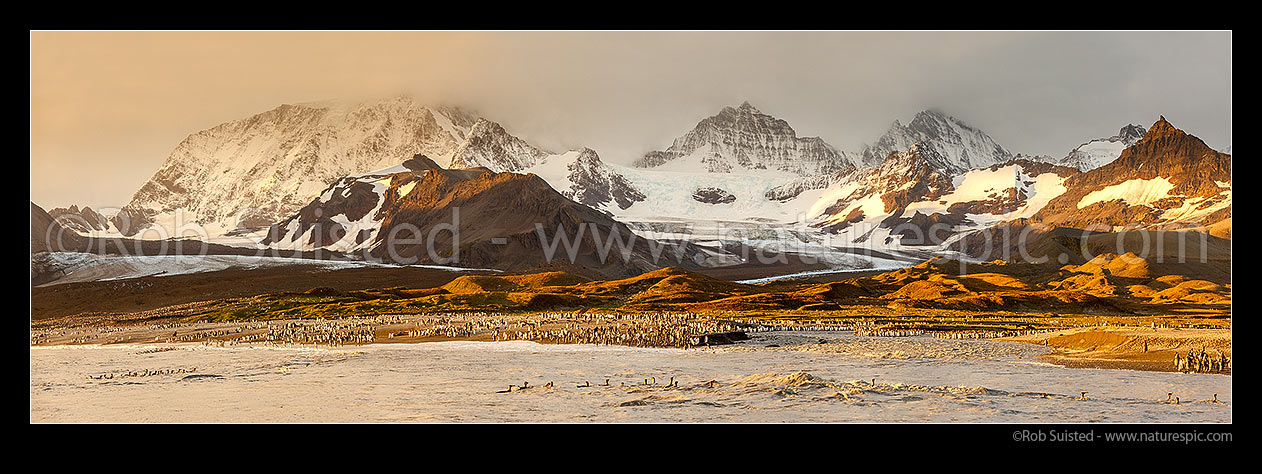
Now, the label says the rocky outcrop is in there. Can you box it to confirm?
[880,210,972,246]
[554,148,645,210]
[691,187,737,204]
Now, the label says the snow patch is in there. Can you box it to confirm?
[397,181,418,198]
[1077,177,1177,209]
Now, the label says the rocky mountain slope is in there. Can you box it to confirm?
[446,119,550,172]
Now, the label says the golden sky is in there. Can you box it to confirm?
[30,31,1231,210]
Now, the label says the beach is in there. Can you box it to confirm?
[30,331,1232,422]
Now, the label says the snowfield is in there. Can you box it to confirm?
[610,164,805,222]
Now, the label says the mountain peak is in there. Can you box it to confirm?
[469,117,497,131]
[572,147,601,163]
[911,109,973,130]
[916,108,949,119]
[633,102,854,173]
[861,109,1009,172]
[1142,116,1181,141]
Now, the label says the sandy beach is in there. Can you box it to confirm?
[1001,326,1231,374]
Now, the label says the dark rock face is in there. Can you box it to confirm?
[985,158,1079,178]
[403,154,443,171]
[633,102,855,174]
[558,148,645,210]
[870,144,955,213]
[233,208,276,230]
[692,187,737,204]
[947,188,1024,215]
[1116,124,1148,143]
[880,210,971,246]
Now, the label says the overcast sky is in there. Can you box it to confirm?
[30,31,1232,210]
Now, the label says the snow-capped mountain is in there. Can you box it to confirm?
[447,119,550,172]
[1031,117,1231,237]
[1053,124,1147,171]
[632,102,856,174]
[112,96,480,237]
[860,109,1012,173]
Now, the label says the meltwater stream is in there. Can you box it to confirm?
[30,331,1231,422]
